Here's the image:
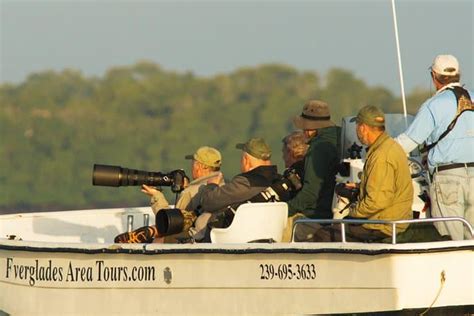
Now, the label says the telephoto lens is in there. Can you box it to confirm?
[155,209,197,236]
[92,164,174,187]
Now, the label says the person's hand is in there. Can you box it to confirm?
[421,154,428,168]
[144,186,169,214]
[183,176,190,189]
[345,182,357,189]
[207,172,223,185]
[141,184,161,197]
[332,196,350,219]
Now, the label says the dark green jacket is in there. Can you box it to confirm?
[288,126,340,218]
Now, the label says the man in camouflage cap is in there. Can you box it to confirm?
[396,54,474,240]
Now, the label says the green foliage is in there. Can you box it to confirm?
[0,62,429,212]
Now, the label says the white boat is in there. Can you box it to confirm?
[1,113,473,315]
[1,205,473,315]
[2,4,472,314]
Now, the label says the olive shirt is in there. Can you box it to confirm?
[350,132,413,236]
[287,126,341,219]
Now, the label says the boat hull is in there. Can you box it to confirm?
[1,241,473,315]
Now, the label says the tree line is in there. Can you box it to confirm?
[0,61,430,213]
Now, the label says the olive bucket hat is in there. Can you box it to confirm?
[293,100,336,130]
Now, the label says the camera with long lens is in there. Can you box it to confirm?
[92,164,187,193]
[250,167,302,203]
[334,182,359,202]
[154,167,303,237]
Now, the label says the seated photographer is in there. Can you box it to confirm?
[115,146,224,243]
[281,131,308,242]
[199,137,281,233]
[282,131,308,186]
[145,146,223,214]
[294,105,413,242]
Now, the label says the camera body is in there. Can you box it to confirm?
[92,164,187,193]
[334,183,359,203]
[250,167,302,203]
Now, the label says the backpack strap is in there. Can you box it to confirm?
[421,86,474,153]
[452,86,474,115]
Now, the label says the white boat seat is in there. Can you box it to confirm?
[210,202,288,243]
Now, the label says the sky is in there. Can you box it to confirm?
[0,0,473,96]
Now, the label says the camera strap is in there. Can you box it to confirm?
[336,200,352,215]
[421,86,473,153]
[173,192,180,206]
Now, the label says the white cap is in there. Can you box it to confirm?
[431,54,459,76]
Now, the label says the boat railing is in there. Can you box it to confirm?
[292,217,474,244]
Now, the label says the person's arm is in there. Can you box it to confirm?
[394,133,419,153]
[175,189,192,210]
[396,100,435,152]
[200,175,252,212]
[142,185,170,215]
[350,158,395,218]
[178,172,226,212]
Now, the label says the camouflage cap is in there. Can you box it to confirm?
[185,146,222,168]
[350,105,385,127]
[236,137,272,161]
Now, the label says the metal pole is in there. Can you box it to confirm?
[391,0,408,128]
[143,214,149,227]
[127,215,134,232]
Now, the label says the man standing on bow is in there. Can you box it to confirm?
[395,54,474,240]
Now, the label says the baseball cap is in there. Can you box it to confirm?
[185,146,222,168]
[236,137,272,160]
[350,105,385,127]
[431,54,459,76]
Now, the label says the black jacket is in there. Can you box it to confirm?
[200,165,280,213]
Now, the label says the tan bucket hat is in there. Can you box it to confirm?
[293,100,336,130]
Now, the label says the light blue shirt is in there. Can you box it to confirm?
[400,83,474,171]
